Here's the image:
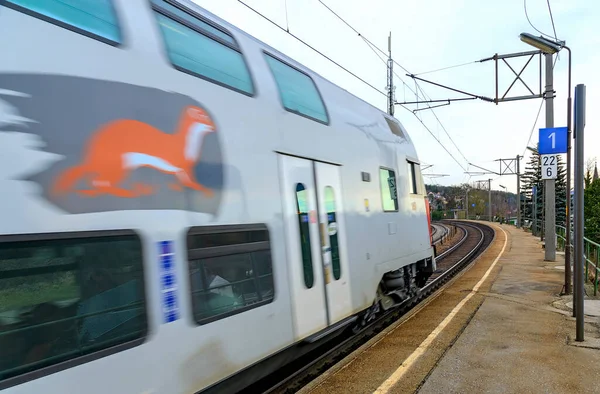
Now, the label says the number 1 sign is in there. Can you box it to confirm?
[539,127,568,155]
[541,154,558,179]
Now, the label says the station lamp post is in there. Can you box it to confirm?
[499,184,506,222]
[520,33,572,295]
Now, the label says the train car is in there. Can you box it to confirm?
[0,0,435,393]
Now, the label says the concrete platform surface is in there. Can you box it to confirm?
[566,300,600,317]
[300,222,511,394]
[419,224,600,394]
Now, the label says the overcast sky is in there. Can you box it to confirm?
[192,0,598,194]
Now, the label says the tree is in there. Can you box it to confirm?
[425,182,516,221]
[585,158,595,188]
[584,178,600,243]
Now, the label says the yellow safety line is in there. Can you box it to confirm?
[373,226,508,394]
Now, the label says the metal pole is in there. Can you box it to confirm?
[387,32,394,116]
[544,53,556,261]
[564,46,572,295]
[517,155,521,228]
[488,179,492,222]
[466,187,469,219]
[573,83,585,342]
[495,54,499,104]
[541,171,545,241]
[533,186,538,235]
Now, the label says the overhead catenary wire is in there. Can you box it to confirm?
[413,61,479,76]
[545,0,560,60]
[520,54,559,157]
[361,30,470,171]
[360,37,418,98]
[316,0,391,62]
[546,0,558,41]
[415,82,470,164]
[397,104,468,172]
[241,0,471,173]
[521,100,544,157]
[316,0,417,93]
[319,0,565,179]
[523,0,556,40]
[362,38,421,104]
[237,0,387,98]
[283,0,289,32]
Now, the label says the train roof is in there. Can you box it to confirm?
[177,0,411,133]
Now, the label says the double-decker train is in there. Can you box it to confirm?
[0,0,435,393]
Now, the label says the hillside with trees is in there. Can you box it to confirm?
[426,147,600,244]
[426,183,517,222]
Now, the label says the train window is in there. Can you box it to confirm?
[4,0,121,45]
[408,161,418,194]
[187,224,275,325]
[414,163,425,194]
[152,1,254,95]
[324,186,341,280]
[264,53,329,124]
[379,167,399,211]
[295,184,315,288]
[0,231,147,387]
[151,0,235,45]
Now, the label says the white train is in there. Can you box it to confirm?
[0,0,435,393]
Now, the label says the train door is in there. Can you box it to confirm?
[279,154,352,340]
[314,161,352,325]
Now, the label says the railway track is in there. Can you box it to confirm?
[248,221,495,394]
[430,223,449,244]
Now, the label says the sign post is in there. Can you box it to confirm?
[573,84,586,342]
[532,185,537,236]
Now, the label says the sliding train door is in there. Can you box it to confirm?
[279,154,352,341]
[314,161,352,324]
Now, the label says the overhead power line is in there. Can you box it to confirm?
[414,82,471,163]
[520,45,560,157]
[352,15,470,170]
[360,36,469,170]
[413,61,479,76]
[546,0,558,42]
[283,0,290,31]
[240,0,471,172]
[237,0,387,97]
[397,104,468,172]
[522,100,544,157]
[523,0,556,40]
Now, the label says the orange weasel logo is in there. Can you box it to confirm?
[51,105,217,198]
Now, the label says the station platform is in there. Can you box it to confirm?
[299,223,600,394]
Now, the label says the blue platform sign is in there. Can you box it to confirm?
[539,127,568,154]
